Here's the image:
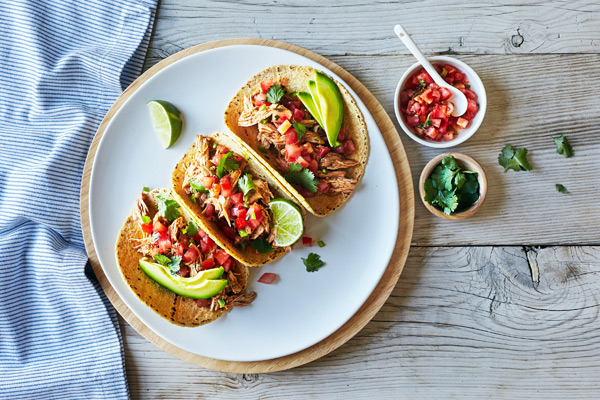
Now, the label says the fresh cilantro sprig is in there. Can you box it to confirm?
[303,253,324,272]
[185,220,199,237]
[266,85,285,104]
[553,134,573,158]
[216,151,240,178]
[413,79,427,96]
[284,162,318,193]
[238,173,256,201]
[416,114,432,130]
[498,144,532,172]
[156,193,180,221]
[292,121,307,141]
[424,155,479,215]
[190,179,207,194]
[252,238,274,254]
[556,184,568,194]
[154,254,181,275]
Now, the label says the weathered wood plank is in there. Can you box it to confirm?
[144,0,600,67]
[122,246,600,399]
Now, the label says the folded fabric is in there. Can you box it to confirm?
[0,0,157,398]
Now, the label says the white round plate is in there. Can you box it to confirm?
[89,45,399,362]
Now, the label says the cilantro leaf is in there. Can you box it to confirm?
[141,215,152,224]
[154,254,170,266]
[190,179,207,194]
[442,155,459,171]
[292,121,307,141]
[167,255,181,275]
[156,193,180,221]
[216,151,240,178]
[143,186,150,193]
[186,220,199,237]
[424,178,437,203]
[238,173,256,201]
[553,134,573,158]
[302,253,324,272]
[284,163,318,193]
[556,184,568,194]
[252,238,274,254]
[431,164,457,191]
[498,144,532,172]
[416,114,432,130]
[265,85,285,104]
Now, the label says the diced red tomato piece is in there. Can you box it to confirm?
[220,176,232,197]
[250,203,263,222]
[406,115,420,127]
[443,133,455,141]
[338,127,349,141]
[222,258,233,272]
[466,98,478,114]
[444,64,456,74]
[285,129,298,144]
[456,118,469,129]
[425,127,439,139]
[153,220,168,234]
[195,298,211,307]
[201,258,215,270]
[431,118,442,128]
[298,187,316,198]
[420,89,434,104]
[317,181,329,194]
[453,72,465,82]
[177,265,190,278]
[218,220,238,240]
[231,204,246,218]
[444,75,455,84]
[464,89,478,101]
[445,102,455,116]
[308,159,318,173]
[257,272,278,284]
[431,90,441,102]
[316,146,330,159]
[432,104,447,119]
[407,101,421,115]
[233,154,244,163]
[204,203,215,218]
[438,118,448,134]
[285,143,302,160]
[247,218,260,229]
[260,79,274,94]
[439,87,452,101]
[302,236,313,247]
[199,235,215,254]
[295,155,309,168]
[175,242,186,256]
[254,93,269,107]
[213,249,230,266]
[272,109,292,124]
[230,192,244,204]
[292,108,305,121]
[416,72,433,84]
[182,245,199,263]
[235,216,248,229]
[157,236,172,253]
[202,176,216,188]
[141,223,153,234]
[334,139,356,156]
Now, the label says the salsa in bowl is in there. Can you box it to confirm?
[394,56,486,148]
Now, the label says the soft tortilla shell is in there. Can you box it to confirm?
[114,188,249,327]
[224,65,369,216]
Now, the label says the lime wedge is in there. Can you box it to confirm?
[269,199,304,247]
[147,100,183,149]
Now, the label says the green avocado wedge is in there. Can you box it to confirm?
[297,91,324,128]
[139,258,227,299]
[314,71,344,147]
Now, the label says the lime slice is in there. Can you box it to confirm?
[147,100,183,149]
[269,198,304,247]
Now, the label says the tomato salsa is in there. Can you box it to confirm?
[399,64,479,142]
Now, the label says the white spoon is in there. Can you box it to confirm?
[394,24,467,117]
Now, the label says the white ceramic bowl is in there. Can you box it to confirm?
[393,56,486,148]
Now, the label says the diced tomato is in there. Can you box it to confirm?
[295,155,309,168]
[247,218,260,229]
[199,235,215,254]
[220,176,232,197]
[193,230,205,243]
[416,72,433,84]
[334,139,355,156]
[233,153,244,163]
[425,127,439,139]
[285,143,302,160]
[316,146,330,159]
[204,203,215,219]
[235,215,248,229]
[257,272,278,284]
[153,220,168,234]
[302,236,313,247]
[218,220,238,240]
[285,129,298,144]
[464,89,478,101]
[445,102,455,116]
[201,258,215,270]
[195,298,211,307]
[316,181,329,194]
[177,265,190,278]
[406,115,420,127]
[212,184,221,197]
[157,236,172,253]
[431,90,441,102]
[222,257,233,272]
[298,187,316,198]
[453,72,465,82]
[260,79,274,94]
[203,176,216,188]
[439,87,452,101]
[175,242,186,256]
[254,93,269,107]
[420,89,434,104]
[444,64,456,74]
[250,203,263,222]
[213,249,230,266]
[141,223,153,234]
[272,109,292,124]
[432,104,447,119]
[231,204,246,217]
[182,245,199,263]
[230,192,244,204]
[308,159,318,173]
[438,118,448,134]
[466,98,478,114]
[443,133,455,141]
[338,127,349,141]
[407,102,421,115]
[456,118,469,129]
[444,75,455,84]
[431,118,442,128]
[292,108,305,121]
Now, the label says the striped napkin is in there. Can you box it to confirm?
[0,1,157,398]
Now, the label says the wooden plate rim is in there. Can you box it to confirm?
[79,38,415,373]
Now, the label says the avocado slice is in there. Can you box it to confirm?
[297,91,324,128]
[313,71,344,147]
[139,258,227,299]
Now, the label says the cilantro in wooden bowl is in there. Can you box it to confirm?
[419,153,487,220]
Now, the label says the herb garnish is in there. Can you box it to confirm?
[556,184,568,194]
[143,186,150,193]
[317,240,325,247]
[154,254,181,275]
[252,238,274,254]
[498,144,532,172]
[238,173,256,201]
[553,134,573,158]
[416,114,432,130]
[413,79,427,96]
[303,253,324,272]
[186,220,199,237]
[190,179,207,194]
[284,162,318,193]
[266,85,285,104]
[424,155,479,215]
[216,151,240,178]
[156,193,180,221]
[292,121,307,141]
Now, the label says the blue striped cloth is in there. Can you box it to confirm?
[0,1,157,398]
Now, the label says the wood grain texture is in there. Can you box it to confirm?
[80,39,414,373]
[143,0,600,66]
[122,246,600,399]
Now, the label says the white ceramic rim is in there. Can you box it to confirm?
[393,55,487,148]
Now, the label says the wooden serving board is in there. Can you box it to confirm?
[80,39,415,373]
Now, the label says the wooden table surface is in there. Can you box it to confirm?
[120,1,600,398]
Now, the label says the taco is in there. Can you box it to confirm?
[224,65,369,216]
[171,131,304,267]
[115,188,256,327]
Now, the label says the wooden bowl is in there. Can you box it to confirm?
[419,152,487,220]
